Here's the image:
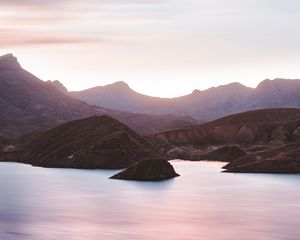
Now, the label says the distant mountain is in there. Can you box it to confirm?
[70,79,300,120]
[22,115,166,169]
[0,54,196,137]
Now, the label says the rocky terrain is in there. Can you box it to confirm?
[149,108,300,147]
[195,145,246,161]
[20,115,166,169]
[148,109,300,173]
[110,159,179,180]
[223,142,300,173]
[0,53,196,138]
[70,78,300,120]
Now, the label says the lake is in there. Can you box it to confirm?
[0,161,299,240]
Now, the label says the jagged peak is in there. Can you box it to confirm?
[107,81,130,89]
[0,53,21,71]
[46,80,68,93]
[192,89,201,95]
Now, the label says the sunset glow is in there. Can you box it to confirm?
[1,0,300,97]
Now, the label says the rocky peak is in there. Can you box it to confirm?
[0,54,21,71]
[47,80,68,93]
[192,89,201,95]
[108,81,130,90]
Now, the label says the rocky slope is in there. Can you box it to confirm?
[195,145,246,161]
[70,79,300,120]
[223,142,300,173]
[22,115,166,169]
[149,109,300,173]
[110,159,179,180]
[149,108,300,147]
[0,53,196,137]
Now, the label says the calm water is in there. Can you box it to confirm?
[0,161,300,240]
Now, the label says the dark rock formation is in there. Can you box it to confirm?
[223,142,300,173]
[110,159,179,181]
[196,145,246,161]
[23,115,166,169]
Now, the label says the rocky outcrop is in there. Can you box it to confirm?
[166,145,246,161]
[223,142,300,173]
[196,145,246,161]
[46,80,68,93]
[110,159,179,181]
[0,54,21,71]
[23,115,166,169]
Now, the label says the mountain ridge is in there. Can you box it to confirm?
[0,54,197,137]
[69,78,300,120]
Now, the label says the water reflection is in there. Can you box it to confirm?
[0,161,300,240]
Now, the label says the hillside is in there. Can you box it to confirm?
[22,115,166,168]
[149,108,300,146]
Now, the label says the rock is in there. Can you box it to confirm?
[0,54,21,71]
[46,80,68,93]
[167,147,191,159]
[223,142,300,173]
[197,145,246,161]
[110,159,180,181]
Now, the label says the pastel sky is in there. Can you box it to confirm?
[1,0,300,97]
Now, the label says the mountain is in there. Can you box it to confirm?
[21,115,166,169]
[149,108,300,147]
[0,54,196,137]
[70,79,300,120]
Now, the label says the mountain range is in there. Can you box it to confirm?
[70,78,300,120]
[0,54,196,138]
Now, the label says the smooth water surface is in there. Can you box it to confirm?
[0,161,299,240]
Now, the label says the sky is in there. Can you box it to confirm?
[1,0,300,97]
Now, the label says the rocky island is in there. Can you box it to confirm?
[110,159,180,181]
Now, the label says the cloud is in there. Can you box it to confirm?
[0,0,166,47]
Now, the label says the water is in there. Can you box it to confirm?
[0,161,299,240]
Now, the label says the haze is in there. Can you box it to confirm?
[1,0,300,97]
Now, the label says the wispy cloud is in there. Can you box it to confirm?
[0,0,165,47]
